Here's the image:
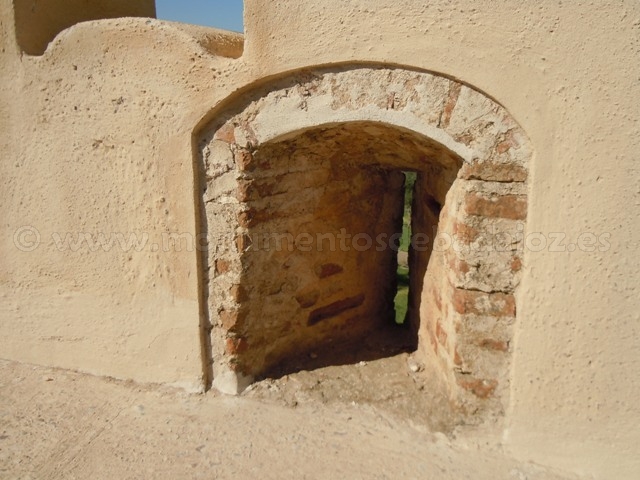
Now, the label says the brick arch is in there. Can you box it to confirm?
[197,66,531,419]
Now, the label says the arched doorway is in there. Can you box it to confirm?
[196,66,531,419]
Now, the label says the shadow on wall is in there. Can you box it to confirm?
[12,0,156,55]
[229,122,462,380]
[199,115,465,385]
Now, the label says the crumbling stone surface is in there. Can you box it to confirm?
[198,66,531,419]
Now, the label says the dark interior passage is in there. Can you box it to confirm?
[215,122,461,379]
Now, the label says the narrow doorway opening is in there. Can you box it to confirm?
[394,171,416,325]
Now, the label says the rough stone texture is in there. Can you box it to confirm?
[199,67,531,419]
[205,127,408,378]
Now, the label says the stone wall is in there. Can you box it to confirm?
[238,136,405,374]
[199,66,531,417]
[2,1,637,475]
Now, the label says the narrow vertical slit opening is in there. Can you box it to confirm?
[394,171,416,325]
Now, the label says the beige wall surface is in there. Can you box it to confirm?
[0,11,243,392]
[241,2,640,477]
[1,0,638,477]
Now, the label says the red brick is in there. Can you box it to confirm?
[219,309,245,331]
[452,289,516,317]
[464,192,527,220]
[448,255,470,275]
[510,256,523,273]
[479,339,509,352]
[225,336,249,355]
[214,123,235,143]
[453,221,479,243]
[496,141,511,154]
[236,179,253,202]
[495,129,522,154]
[440,83,462,128]
[458,378,498,399]
[459,161,528,182]
[237,210,252,228]
[316,263,344,279]
[215,259,231,275]
[234,149,254,170]
[237,208,273,228]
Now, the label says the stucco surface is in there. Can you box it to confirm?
[0,16,228,391]
[1,0,638,477]
[240,2,640,477]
